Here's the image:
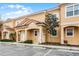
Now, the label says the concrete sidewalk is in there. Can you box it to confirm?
[0,42,79,51]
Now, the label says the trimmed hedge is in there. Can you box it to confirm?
[21,40,33,44]
[0,39,16,42]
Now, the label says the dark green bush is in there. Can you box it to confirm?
[22,40,33,44]
[0,39,16,42]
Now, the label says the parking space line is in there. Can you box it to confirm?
[33,53,41,56]
[43,49,52,56]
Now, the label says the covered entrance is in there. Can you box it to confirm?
[19,30,25,42]
[27,29,40,44]
[16,27,46,44]
[15,18,46,44]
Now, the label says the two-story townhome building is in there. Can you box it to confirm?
[1,3,79,45]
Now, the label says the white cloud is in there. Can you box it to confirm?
[7,5,15,9]
[0,4,30,10]
[4,6,33,19]
[7,4,25,10]
[15,4,24,9]
[1,4,33,20]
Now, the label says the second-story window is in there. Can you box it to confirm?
[74,4,79,15]
[66,4,79,17]
[66,6,73,17]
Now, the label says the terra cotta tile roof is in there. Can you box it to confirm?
[16,18,44,27]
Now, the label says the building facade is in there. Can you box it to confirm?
[1,3,79,45]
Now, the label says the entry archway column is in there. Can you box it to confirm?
[16,30,19,42]
[1,31,4,39]
[39,27,45,43]
[25,29,28,41]
[61,26,64,44]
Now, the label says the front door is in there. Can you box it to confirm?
[20,31,25,42]
[33,30,39,44]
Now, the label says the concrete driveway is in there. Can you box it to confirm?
[0,43,79,56]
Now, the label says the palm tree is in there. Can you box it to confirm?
[45,11,59,40]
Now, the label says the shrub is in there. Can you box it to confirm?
[0,39,16,42]
[22,40,33,44]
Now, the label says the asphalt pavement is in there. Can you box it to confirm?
[0,43,79,56]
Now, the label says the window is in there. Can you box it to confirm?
[52,30,57,36]
[52,14,56,17]
[66,6,73,17]
[66,4,79,17]
[66,28,74,37]
[34,30,38,36]
[74,4,79,15]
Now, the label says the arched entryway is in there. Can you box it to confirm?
[16,26,46,44]
[63,26,79,45]
[18,30,25,42]
[27,29,41,44]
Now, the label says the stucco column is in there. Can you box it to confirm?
[7,32,10,39]
[39,28,42,43]
[61,26,64,44]
[39,27,45,43]
[25,29,28,40]
[1,31,3,39]
[16,30,19,42]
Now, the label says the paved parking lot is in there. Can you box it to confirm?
[0,43,79,56]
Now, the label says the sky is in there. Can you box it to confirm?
[0,3,59,20]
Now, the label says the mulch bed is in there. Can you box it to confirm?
[41,42,79,47]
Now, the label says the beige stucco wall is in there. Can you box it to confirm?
[60,4,79,23]
[64,26,79,45]
[46,27,61,43]
[45,8,61,43]
[3,20,16,28]
[60,4,79,45]
[48,9,60,19]
[27,12,46,22]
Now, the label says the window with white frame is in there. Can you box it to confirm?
[66,6,73,17]
[66,28,74,37]
[66,4,79,17]
[74,4,79,15]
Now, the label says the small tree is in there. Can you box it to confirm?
[9,32,16,40]
[45,12,59,40]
